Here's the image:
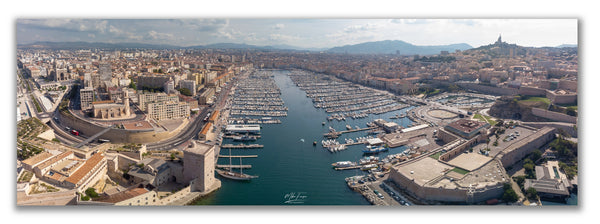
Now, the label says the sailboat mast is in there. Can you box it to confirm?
[229,148,232,170]
[240,157,243,174]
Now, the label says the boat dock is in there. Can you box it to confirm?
[334,165,362,170]
[220,144,264,149]
[223,135,261,139]
[324,127,376,138]
[218,155,258,158]
[216,164,252,169]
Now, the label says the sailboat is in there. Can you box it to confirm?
[216,148,258,180]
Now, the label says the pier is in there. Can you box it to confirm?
[220,144,264,149]
[216,164,252,169]
[334,165,362,170]
[324,127,376,138]
[218,155,258,158]
[223,135,262,139]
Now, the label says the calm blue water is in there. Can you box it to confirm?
[194,70,413,205]
[540,193,578,206]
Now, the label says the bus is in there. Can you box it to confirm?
[70,130,79,136]
[203,112,211,122]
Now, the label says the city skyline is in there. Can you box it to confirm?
[17,19,577,49]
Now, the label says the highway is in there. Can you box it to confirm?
[146,76,237,151]
[145,108,210,151]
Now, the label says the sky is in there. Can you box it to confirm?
[16,19,578,49]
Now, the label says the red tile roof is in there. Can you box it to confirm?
[64,153,104,185]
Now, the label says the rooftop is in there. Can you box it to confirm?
[184,141,214,156]
[36,151,74,171]
[64,153,105,185]
[122,121,153,130]
[22,151,53,167]
[395,157,452,186]
[96,187,149,204]
[446,119,488,134]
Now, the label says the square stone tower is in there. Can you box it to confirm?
[183,141,218,192]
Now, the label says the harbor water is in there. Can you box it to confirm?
[194,70,414,205]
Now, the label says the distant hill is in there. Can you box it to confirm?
[17,41,180,50]
[18,41,321,52]
[326,40,472,55]
[555,44,577,48]
[266,44,327,52]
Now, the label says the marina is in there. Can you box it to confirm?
[227,70,289,118]
[289,70,410,118]
[199,69,415,205]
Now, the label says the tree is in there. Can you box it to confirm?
[531,149,542,162]
[502,183,519,203]
[512,175,526,189]
[128,79,137,90]
[526,187,538,201]
[523,162,536,179]
[85,188,99,198]
[178,88,192,96]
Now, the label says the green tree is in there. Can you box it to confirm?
[523,162,536,179]
[178,88,192,96]
[531,149,542,162]
[128,79,137,90]
[85,188,99,198]
[526,187,538,201]
[502,183,519,203]
[512,175,526,189]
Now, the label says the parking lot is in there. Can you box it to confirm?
[470,126,535,157]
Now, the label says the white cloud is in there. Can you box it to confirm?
[343,23,380,33]
[147,30,175,40]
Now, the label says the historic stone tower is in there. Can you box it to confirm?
[183,141,220,192]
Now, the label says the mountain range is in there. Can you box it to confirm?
[17,40,575,54]
[17,41,326,52]
[326,40,473,55]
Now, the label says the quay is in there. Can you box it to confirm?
[218,155,258,158]
[324,127,376,138]
[223,135,262,139]
[216,164,252,169]
[220,144,264,149]
[334,165,362,170]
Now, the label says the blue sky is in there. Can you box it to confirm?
[16,19,577,48]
